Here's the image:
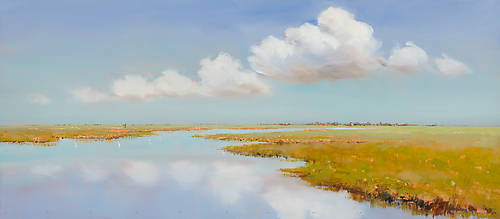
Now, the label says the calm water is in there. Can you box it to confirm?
[0,129,427,219]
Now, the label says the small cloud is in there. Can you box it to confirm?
[112,70,201,101]
[434,53,469,76]
[387,41,428,73]
[28,93,51,105]
[71,87,110,103]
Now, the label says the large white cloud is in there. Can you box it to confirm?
[434,53,469,76]
[387,41,428,73]
[248,7,470,83]
[249,7,383,83]
[110,52,270,101]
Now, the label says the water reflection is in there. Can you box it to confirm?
[0,130,426,219]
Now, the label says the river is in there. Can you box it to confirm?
[0,129,427,218]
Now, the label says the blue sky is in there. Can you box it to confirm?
[1,0,499,125]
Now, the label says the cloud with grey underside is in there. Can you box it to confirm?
[71,7,469,103]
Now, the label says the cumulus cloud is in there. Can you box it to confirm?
[198,53,270,97]
[110,52,270,101]
[248,7,469,82]
[112,70,200,101]
[71,7,469,103]
[249,7,383,83]
[28,93,51,105]
[434,53,469,76]
[71,87,110,103]
[386,41,428,73]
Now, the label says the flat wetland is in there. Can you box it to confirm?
[1,124,499,218]
[203,126,500,218]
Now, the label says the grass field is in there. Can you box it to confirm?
[203,126,500,217]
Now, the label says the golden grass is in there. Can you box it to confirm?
[0,124,307,144]
[203,126,500,217]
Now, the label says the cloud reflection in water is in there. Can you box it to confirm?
[0,131,423,219]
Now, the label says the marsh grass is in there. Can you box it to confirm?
[204,126,500,217]
[0,125,157,143]
[0,124,306,144]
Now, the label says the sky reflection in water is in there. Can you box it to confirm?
[0,129,425,219]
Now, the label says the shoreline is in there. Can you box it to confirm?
[0,125,295,144]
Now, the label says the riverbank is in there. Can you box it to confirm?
[0,124,306,144]
[202,126,500,218]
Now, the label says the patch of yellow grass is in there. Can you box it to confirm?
[204,126,500,217]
